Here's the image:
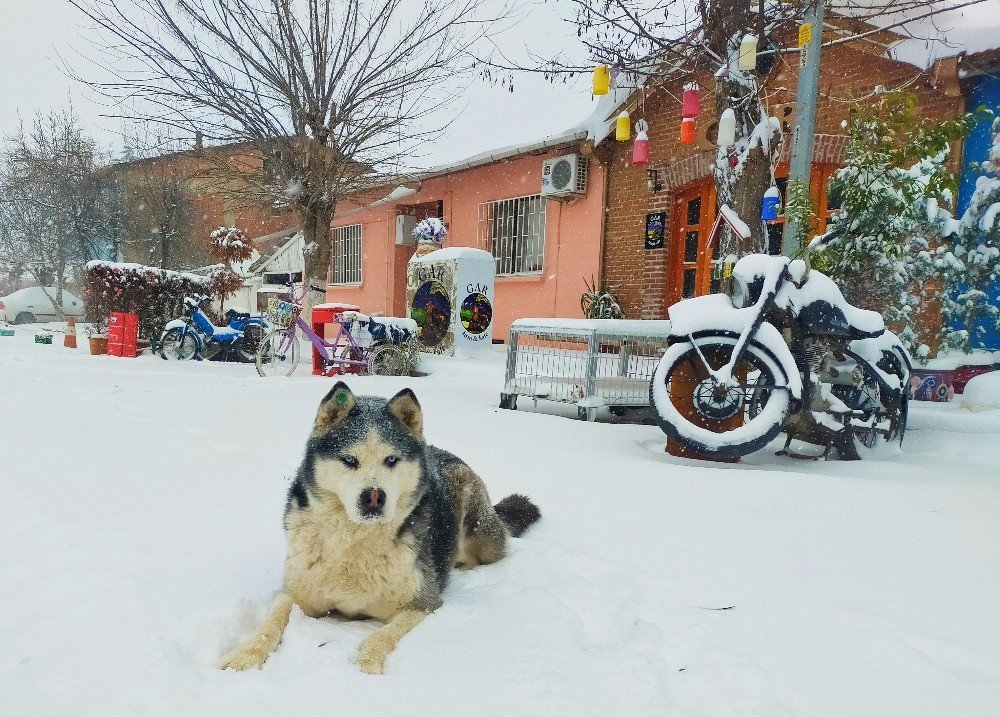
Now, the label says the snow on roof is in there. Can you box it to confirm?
[884,2,1000,69]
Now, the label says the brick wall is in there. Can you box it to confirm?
[602,35,966,320]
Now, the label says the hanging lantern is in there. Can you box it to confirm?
[592,65,610,96]
[682,83,701,118]
[717,108,736,148]
[762,185,782,221]
[632,120,649,165]
[615,111,631,141]
[680,117,696,145]
[738,34,759,71]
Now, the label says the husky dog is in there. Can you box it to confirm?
[218,382,540,674]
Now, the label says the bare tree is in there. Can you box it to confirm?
[72,0,506,290]
[495,0,989,254]
[114,128,202,270]
[0,107,117,318]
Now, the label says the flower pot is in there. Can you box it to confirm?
[89,336,108,355]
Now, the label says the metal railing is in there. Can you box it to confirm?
[501,319,672,420]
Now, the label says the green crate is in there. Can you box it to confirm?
[0,328,14,337]
[34,334,53,344]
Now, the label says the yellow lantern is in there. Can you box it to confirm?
[615,111,631,141]
[738,34,759,71]
[592,65,610,96]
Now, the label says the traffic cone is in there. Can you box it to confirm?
[65,316,78,349]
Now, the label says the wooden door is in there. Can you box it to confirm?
[668,180,718,308]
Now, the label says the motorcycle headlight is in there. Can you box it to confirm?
[728,274,764,308]
[729,275,748,308]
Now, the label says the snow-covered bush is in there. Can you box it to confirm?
[822,91,975,356]
[937,116,1000,353]
[580,277,624,319]
[83,261,214,338]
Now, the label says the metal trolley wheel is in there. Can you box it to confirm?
[366,343,409,376]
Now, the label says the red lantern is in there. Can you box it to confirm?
[682,83,701,118]
[680,117,696,145]
[632,130,649,165]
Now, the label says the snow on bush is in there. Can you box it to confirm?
[83,261,215,338]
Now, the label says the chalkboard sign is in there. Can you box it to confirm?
[645,211,665,249]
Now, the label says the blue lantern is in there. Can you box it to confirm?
[762,186,781,221]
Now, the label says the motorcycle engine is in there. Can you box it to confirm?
[804,338,863,388]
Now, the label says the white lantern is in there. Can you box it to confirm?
[738,34,758,71]
[717,108,737,148]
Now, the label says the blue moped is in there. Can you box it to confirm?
[159,294,269,362]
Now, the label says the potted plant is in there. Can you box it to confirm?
[86,321,108,355]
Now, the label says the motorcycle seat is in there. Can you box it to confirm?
[211,326,242,342]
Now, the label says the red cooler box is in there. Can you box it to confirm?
[107,312,124,356]
[107,312,140,358]
[311,303,360,375]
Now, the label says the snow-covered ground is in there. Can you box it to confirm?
[2,325,999,716]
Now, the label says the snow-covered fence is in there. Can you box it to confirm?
[500,318,672,420]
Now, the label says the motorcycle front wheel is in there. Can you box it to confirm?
[256,328,300,377]
[650,335,791,458]
[159,328,198,361]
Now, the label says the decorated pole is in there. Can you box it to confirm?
[782,0,827,256]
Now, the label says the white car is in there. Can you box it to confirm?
[0,287,85,324]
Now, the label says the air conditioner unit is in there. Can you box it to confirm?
[540,153,588,198]
[395,214,418,245]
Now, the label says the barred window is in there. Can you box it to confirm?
[331,224,362,284]
[477,195,546,275]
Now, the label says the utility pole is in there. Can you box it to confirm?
[782,0,826,256]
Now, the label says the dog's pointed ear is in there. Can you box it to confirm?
[386,388,423,440]
[314,381,356,435]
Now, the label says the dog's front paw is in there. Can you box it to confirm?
[356,637,389,675]
[218,645,269,671]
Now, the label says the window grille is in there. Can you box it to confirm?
[477,195,546,275]
[331,224,362,284]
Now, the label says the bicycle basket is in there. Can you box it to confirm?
[266,298,298,328]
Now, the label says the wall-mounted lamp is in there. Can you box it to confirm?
[646,169,662,193]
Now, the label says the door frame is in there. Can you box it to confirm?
[667,178,717,308]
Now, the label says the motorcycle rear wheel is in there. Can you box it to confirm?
[651,335,791,458]
[256,328,300,377]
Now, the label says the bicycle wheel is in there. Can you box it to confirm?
[256,328,300,377]
[366,344,409,376]
[159,328,198,360]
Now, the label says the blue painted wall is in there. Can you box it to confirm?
[957,73,1000,350]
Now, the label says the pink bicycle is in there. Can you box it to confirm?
[255,283,413,378]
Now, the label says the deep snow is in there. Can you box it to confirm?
[2,325,1000,716]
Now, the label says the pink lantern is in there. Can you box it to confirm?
[682,83,701,118]
[632,130,650,165]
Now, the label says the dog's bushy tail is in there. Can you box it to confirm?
[494,494,541,538]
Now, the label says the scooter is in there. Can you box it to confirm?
[159,294,269,362]
[650,230,911,460]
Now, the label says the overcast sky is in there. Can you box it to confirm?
[0,0,597,168]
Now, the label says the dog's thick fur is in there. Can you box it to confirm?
[218,382,540,674]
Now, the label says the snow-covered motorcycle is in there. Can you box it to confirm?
[650,232,911,460]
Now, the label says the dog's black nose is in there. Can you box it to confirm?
[359,487,387,517]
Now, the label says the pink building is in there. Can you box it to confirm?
[325,131,607,339]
